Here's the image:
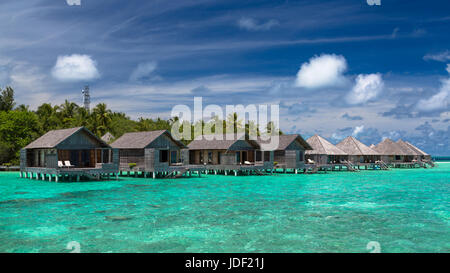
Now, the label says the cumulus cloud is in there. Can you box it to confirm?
[423,50,450,62]
[295,54,347,89]
[130,62,158,82]
[52,54,100,82]
[416,66,450,112]
[66,0,81,6]
[238,17,279,31]
[346,73,383,105]
[352,125,364,137]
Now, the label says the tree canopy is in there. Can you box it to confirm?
[0,86,282,165]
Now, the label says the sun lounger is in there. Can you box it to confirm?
[64,161,75,168]
[58,161,65,168]
[244,161,252,165]
[307,159,315,164]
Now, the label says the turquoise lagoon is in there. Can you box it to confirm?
[0,163,449,253]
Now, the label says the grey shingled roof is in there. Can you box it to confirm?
[256,134,313,151]
[305,135,347,155]
[24,127,106,149]
[373,138,408,156]
[404,141,429,156]
[111,130,186,149]
[396,140,423,156]
[187,133,259,150]
[336,136,379,156]
[101,132,115,143]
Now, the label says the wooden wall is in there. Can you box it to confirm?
[57,129,107,150]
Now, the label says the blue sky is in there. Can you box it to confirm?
[0,0,449,154]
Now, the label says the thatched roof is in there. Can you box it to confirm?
[370,144,376,149]
[336,136,379,156]
[101,132,115,143]
[373,138,408,156]
[111,130,186,149]
[256,134,313,151]
[24,127,109,149]
[404,141,429,156]
[305,135,347,155]
[187,133,259,150]
[397,140,425,156]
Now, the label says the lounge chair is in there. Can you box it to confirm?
[307,159,315,164]
[58,161,65,168]
[244,161,252,165]
[64,161,75,168]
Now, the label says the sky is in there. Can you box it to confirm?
[0,0,449,155]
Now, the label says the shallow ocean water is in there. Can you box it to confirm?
[0,163,449,253]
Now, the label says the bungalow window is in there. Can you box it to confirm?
[395,155,401,161]
[256,151,262,161]
[208,152,213,163]
[217,152,221,164]
[160,150,169,163]
[170,151,178,164]
[236,152,240,163]
[299,151,304,162]
[264,151,270,162]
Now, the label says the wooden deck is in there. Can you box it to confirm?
[20,164,119,182]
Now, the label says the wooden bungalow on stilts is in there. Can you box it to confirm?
[20,127,119,182]
[256,134,312,173]
[373,138,416,168]
[402,141,432,161]
[187,133,273,176]
[336,136,384,170]
[305,135,349,172]
[110,130,188,178]
[396,139,433,167]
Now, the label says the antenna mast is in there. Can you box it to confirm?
[81,85,90,112]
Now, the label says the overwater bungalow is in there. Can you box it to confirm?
[20,127,119,182]
[305,135,348,169]
[110,130,188,178]
[397,140,431,161]
[256,134,313,173]
[336,136,381,165]
[187,133,273,175]
[373,138,417,167]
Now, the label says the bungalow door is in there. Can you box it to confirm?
[70,151,79,167]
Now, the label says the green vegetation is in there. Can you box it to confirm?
[128,163,137,169]
[0,86,282,165]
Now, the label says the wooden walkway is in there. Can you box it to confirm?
[20,165,119,182]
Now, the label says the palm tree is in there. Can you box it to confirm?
[59,100,79,127]
[92,103,112,136]
[36,103,60,131]
[74,107,91,127]
[226,112,244,134]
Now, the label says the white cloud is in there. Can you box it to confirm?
[346,73,383,105]
[416,65,450,112]
[238,17,279,31]
[423,50,450,62]
[130,61,157,82]
[295,54,347,89]
[51,54,100,82]
[66,0,81,6]
[416,79,449,112]
[352,125,364,137]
